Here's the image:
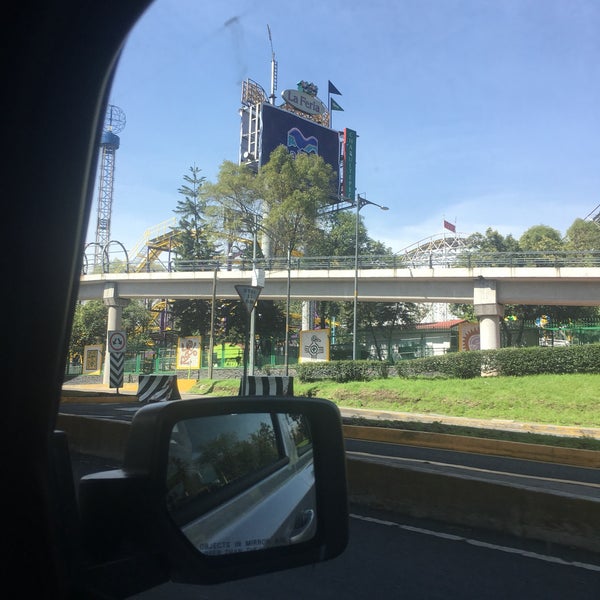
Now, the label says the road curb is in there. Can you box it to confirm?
[346,455,600,554]
[343,425,600,469]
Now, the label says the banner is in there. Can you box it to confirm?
[176,336,201,369]
[299,329,330,362]
[343,128,356,201]
[458,322,480,351]
[83,345,103,374]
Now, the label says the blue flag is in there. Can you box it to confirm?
[328,80,342,95]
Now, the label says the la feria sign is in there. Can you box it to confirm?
[281,89,327,116]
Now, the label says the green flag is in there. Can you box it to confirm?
[330,98,344,111]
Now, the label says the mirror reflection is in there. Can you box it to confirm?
[167,412,316,555]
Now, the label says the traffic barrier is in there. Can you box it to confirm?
[137,374,181,403]
[346,455,600,554]
[239,376,294,397]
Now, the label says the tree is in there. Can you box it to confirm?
[453,225,598,347]
[519,225,564,251]
[310,209,421,358]
[565,218,600,251]
[173,165,216,260]
[463,227,520,254]
[257,145,336,256]
[69,300,108,359]
[68,299,155,359]
[202,160,262,259]
[171,166,216,336]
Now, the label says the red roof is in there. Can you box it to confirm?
[416,319,467,330]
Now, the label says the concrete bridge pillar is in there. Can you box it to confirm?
[102,283,130,385]
[473,278,504,352]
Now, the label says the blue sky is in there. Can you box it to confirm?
[88,0,600,255]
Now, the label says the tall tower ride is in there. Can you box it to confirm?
[93,104,126,267]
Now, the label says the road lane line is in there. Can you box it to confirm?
[350,513,600,573]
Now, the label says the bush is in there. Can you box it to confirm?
[296,360,390,383]
[396,344,600,379]
[296,345,600,382]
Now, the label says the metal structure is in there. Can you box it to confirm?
[584,203,600,228]
[353,194,389,360]
[93,104,126,267]
[397,233,469,267]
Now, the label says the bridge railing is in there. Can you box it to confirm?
[84,250,600,275]
[168,251,600,272]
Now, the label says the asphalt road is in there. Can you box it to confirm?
[128,505,600,600]
[66,406,600,600]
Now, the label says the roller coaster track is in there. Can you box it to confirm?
[128,217,178,272]
[395,233,468,266]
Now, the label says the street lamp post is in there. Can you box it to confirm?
[353,194,389,360]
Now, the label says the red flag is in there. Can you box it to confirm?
[443,220,456,233]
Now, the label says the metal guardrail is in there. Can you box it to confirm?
[84,251,600,275]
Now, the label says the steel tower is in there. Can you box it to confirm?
[93,104,126,267]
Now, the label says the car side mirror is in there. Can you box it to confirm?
[78,396,348,593]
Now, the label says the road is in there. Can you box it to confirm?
[127,505,600,599]
[66,403,600,599]
[71,453,600,599]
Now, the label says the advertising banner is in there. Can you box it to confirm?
[458,322,480,351]
[260,103,340,191]
[176,336,201,369]
[83,345,103,374]
[299,329,330,362]
[343,128,356,201]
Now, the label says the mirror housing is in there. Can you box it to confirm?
[79,396,348,588]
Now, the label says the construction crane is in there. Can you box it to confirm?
[93,104,126,267]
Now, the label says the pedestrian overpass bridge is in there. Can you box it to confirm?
[78,252,600,352]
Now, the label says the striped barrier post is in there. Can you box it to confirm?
[137,374,181,403]
[238,376,294,397]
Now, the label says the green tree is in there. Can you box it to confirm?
[171,166,216,336]
[257,145,336,256]
[310,209,421,358]
[68,299,155,359]
[519,225,564,251]
[69,300,108,358]
[453,226,598,346]
[463,227,520,255]
[173,165,216,260]
[202,160,262,259]
[565,218,600,251]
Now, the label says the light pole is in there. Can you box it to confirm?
[353,194,389,360]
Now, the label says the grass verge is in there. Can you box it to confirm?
[188,373,600,451]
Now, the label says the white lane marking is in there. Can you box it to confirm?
[350,513,600,573]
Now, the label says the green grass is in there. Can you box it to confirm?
[188,373,600,450]
[295,374,600,427]
[190,373,600,427]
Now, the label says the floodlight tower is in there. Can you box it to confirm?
[93,104,126,267]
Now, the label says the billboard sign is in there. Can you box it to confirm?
[281,89,328,117]
[177,336,201,369]
[342,128,356,201]
[260,103,340,182]
[299,329,330,362]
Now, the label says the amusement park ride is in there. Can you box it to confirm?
[91,104,126,268]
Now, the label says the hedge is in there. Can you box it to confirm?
[296,360,391,383]
[296,345,600,383]
[396,344,600,379]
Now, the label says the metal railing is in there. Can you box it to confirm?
[84,250,600,275]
